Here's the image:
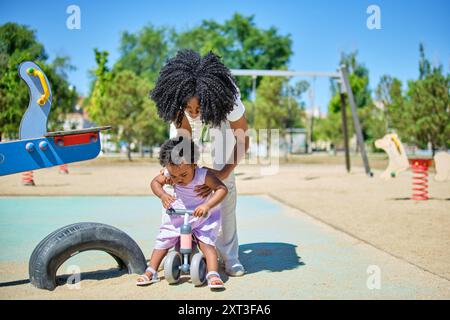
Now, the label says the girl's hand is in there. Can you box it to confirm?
[160,169,173,185]
[193,204,210,217]
[160,193,176,209]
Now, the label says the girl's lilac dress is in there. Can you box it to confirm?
[154,166,221,249]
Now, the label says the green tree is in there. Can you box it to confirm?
[254,77,287,131]
[44,58,78,131]
[319,51,373,149]
[403,68,449,153]
[358,102,386,149]
[375,75,404,132]
[314,111,345,150]
[85,49,112,126]
[253,77,293,155]
[379,44,450,154]
[419,43,431,80]
[114,24,172,83]
[175,13,293,100]
[95,70,165,161]
[135,96,168,156]
[330,51,371,113]
[284,80,309,129]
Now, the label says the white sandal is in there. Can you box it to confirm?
[206,271,224,289]
[136,266,160,286]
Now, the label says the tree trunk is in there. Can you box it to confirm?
[266,120,271,159]
[127,145,132,161]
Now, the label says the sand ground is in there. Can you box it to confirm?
[0,156,449,299]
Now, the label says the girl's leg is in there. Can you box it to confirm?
[197,241,223,287]
[197,241,218,272]
[148,248,169,272]
[137,248,168,283]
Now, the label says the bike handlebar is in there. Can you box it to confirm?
[166,208,195,215]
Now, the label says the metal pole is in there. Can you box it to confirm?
[339,65,372,177]
[308,77,316,153]
[251,75,257,126]
[231,69,341,79]
[339,90,351,173]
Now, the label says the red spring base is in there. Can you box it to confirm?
[409,159,432,201]
[22,170,35,186]
[59,164,69,174]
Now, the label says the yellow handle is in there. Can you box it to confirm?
[391,135,402,155]
[27,67,50,106]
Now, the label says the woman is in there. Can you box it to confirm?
[150,49,249,276]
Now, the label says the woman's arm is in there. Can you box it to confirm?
[219,114,250,180]
[194,114,249,197]
[197,115,249,182]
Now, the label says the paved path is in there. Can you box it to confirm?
[0,195,449,299]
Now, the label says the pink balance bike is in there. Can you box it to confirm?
[163,208,207,286]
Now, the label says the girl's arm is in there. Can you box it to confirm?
[151,174,176,209]
[193,172,228,217]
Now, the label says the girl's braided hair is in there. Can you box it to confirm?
[150,49,238,127]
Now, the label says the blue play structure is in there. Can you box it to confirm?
[0,61,146,291]
[0,61,110,176]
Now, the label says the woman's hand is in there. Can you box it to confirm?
[193,204,210,217]
[195,167,228,198]
[194,183,213,198]
[205,167,229,181]
[160,193,176,209]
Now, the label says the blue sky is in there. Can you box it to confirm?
[1,0,449,113]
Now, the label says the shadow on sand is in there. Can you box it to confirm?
[389,197,450,201]
[0,267,127,288]
[56,267,127,285]
[238,242,305,274]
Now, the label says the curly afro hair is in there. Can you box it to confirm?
[159,136,199,167]
[150,49,239,128]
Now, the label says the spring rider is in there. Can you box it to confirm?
[0,61,110,176]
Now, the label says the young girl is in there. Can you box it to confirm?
[136,136,228,289]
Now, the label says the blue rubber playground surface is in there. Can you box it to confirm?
[1,195,449,299]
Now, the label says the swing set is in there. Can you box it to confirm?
[231,65,373,176]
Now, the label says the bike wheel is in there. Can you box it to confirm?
[164,251,182,284]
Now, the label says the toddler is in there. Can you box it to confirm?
[136,136,228,289]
